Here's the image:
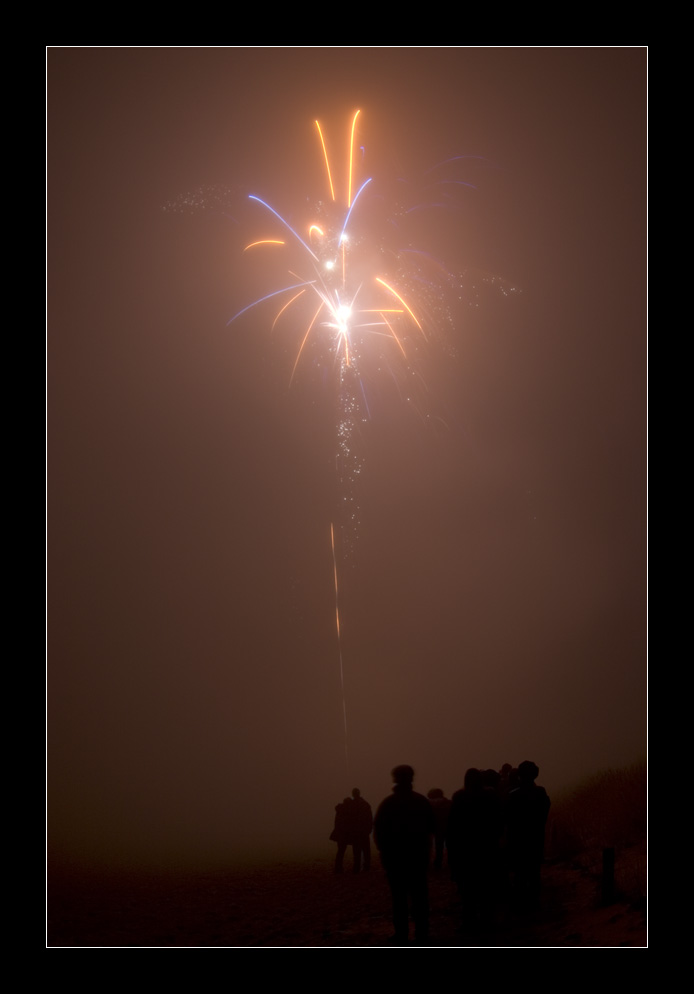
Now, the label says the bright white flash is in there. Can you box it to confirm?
[336,303,351,334]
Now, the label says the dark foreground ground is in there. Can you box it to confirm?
[48,843,646,948]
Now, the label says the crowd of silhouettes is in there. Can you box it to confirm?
[330,761,550,944]
[330,787,373,874]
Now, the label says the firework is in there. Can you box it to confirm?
[228,112,440,550]
[229,113,426,371]
[226,112,517,771]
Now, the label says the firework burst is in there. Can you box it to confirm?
[223,110,519,771]
[227,111,451,551]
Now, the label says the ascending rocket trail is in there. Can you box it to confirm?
[330,522,349,774]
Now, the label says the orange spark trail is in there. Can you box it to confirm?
[289,301,324,385]
[243,239,285,251]
[378,312,408,359]
[271,289,307,331]
[375,276,426,338]
[348,110,361,208]
[315,120,336,202]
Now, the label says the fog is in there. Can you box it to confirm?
[48,47,646,869]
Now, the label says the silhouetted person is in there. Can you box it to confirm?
[506,760,550,910]
[374,765,436,944]
[427,788,452,870]
[498,764,514,800]
[482,769,501,792]
[330,797,354,874]
[447,768,503,929]
[350,788,373,873]
[496,763,515,896]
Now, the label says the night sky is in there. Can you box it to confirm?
[48,48,646,869]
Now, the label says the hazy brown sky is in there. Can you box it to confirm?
[48,47,646,868]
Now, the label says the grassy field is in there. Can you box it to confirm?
[546,759,646,905]
[48,760,647,946]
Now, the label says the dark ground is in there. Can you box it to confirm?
[48,842,646,948]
